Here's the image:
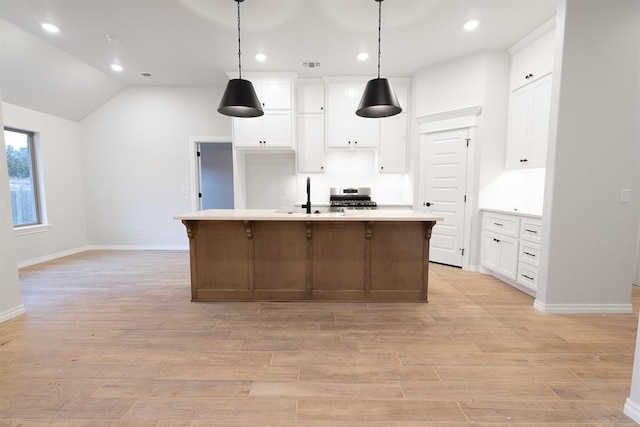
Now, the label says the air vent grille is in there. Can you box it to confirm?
[302,62,321,68]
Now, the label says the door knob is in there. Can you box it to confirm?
[426,202,433,207]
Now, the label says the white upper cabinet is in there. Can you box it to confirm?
[505,70,552,169]
[509,28,555,91]
[233,111,293,148]
[297,113,325,173]
[254,78,292,110]
[505,21,555,169]
[326,80,379,148]
[297,82,325,113]
[296,80,326,172]
[378,113,407,173]
[232,75,294,149]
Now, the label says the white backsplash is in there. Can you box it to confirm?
[480,168,546,214]
[243,150,413,210]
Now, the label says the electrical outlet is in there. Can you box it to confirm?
[281,187,288,196]
[620,189,631,203]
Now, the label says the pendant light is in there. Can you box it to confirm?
[356,0,402,118]
[218,0,264,117]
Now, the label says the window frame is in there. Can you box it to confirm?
[4,126,44,228]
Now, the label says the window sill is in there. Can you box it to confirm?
[14,223,52,236]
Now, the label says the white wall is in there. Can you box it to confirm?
[537,0,640,313]
[245,152,297,209]
[2,102,89,266]
[80,86,230,248]
[410,51,511,268]
[0,95,25,322]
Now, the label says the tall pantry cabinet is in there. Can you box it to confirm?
[505,24,555,170]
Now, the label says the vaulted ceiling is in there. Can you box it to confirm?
[0,0,559,121]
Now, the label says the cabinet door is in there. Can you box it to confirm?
[233,116,263,147]
[510,44,537,91]
[353,115,380,148]
[481,232,501,271]
[326,83,354,148]
[534,30,555,81]
[298,84,325,113]
[497,235,519,280]
[526,74,552,168]
[351,82,379,148]
[259,79,291,110]
[510,29,555,91]
[262,111,292,147]
[505,86,531,169]
[297,114,325,173]
[378,113,407,173]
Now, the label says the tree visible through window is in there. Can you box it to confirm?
[4,128,41,227]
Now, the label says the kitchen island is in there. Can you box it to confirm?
[174,209,441,302]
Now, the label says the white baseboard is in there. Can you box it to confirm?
[624,397,640,423]
[533,300,633,314]
[0,304,25,323]
[87,245,188,251]
[463,264,480,272]
[18,245,189,269]
[18,246,89,269]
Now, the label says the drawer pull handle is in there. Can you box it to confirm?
[524,229,538,234]
[522,274,534,280]
[493,222,503,227]
[523,251,536,257]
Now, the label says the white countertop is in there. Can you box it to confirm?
[480,207,543,219]
[174,209,442,222]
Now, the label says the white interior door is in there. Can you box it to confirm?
[421,128,469,267]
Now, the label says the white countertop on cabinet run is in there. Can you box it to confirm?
[174,209,442,222]
[480,208,542,219]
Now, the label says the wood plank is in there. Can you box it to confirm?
[311,221,366,291]
[253,221,307,291]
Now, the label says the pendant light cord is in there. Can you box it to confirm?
[377,0,382,79]
[237,0,242,79]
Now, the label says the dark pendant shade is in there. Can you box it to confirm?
[218,78,264,118]
[356,77,402,118]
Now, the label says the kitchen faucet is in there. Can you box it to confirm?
[303,176,311,214]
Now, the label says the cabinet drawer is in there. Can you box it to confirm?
[517,262,538,290]
[519,241,540,267]
[520,218,542,243]
[483,213,520,238]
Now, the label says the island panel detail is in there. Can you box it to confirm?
[179,212,437,302]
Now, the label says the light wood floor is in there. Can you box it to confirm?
[1,250,639,425]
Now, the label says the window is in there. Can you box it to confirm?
[4,127,42,227]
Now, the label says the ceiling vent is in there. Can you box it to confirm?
[302,62,321,68]
[139,72,153,78]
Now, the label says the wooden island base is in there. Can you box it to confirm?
[181,218,436,302]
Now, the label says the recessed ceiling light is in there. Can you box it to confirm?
[463,20,479,31]
[105,34,121,45]
[41,22,60,33]
[357,52,369,61]
[255,53,267,62]
[110,64,123,72]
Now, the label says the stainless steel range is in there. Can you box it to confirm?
[329,187,378,211]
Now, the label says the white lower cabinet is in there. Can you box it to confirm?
[481,210,542,296]
[482,231,518,281]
